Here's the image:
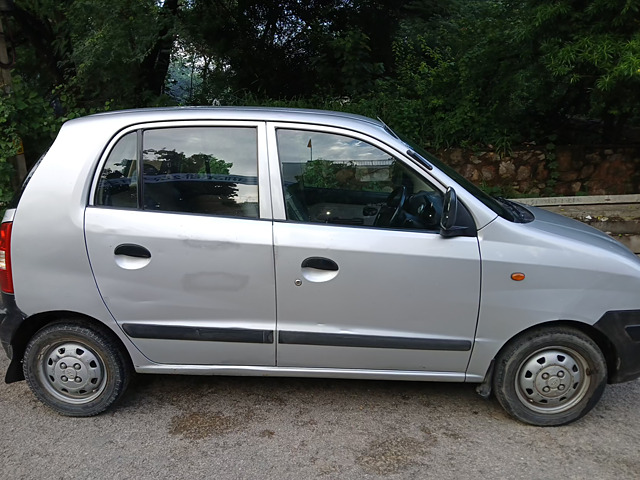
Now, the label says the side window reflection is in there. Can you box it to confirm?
[141,127,259,218]
[95,132,138,208]
[276,129,442,231]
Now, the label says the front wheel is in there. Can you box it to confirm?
[493,326,607,426]
[23,321,131,416]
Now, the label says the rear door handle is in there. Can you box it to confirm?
[114,244,151,258]
[301,257,338,271]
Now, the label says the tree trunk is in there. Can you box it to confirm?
[137,0,179,103]
[9,4,70,85]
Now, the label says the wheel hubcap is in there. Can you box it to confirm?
[38,342,107,404]
[516,347,590,414]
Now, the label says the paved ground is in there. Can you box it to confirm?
[0,354,639,479]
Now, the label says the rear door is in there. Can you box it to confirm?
[85,122,276,366]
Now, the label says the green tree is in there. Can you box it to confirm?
[1,0,181,174]
[389,0,640,145]
[177,0,412,100]
[3,0,640,185]
[526,0,640,141]
[9,0,179,108]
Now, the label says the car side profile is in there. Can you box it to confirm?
[1,107,639,426]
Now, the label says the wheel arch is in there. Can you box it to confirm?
[477,319,619,395]
[6,310,132,383]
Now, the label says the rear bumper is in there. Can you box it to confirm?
[594,310,640,384]
[0,301,6,356]
[0,292,26,382]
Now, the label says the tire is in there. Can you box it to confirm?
[493,326,607,426]
[23,321,131,417]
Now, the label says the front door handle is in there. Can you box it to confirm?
[301,257,338,271]
[114,244,151,258]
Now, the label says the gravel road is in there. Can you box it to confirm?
[1,353,638,480]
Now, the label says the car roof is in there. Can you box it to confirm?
[70,106,386,135]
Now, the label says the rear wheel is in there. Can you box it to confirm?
[493,326,607,426]
[23,321,131,416]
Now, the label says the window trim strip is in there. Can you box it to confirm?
[136,129,143,209]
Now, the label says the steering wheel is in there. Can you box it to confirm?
[374,186,407,227]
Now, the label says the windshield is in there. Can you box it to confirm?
[398,136,517,222]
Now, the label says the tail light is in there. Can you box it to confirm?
[0,222,13,294]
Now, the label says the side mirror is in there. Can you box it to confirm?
[440,187,477,238]
[440,187,458,231]
[440,187,473,238]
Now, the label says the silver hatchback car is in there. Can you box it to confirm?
[1,107,639,426]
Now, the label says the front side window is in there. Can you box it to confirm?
[277,129,443,231]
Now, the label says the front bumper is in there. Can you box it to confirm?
[594,310,640,384]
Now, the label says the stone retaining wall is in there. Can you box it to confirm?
[439,145,640,197]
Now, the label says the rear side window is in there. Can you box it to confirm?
[94,127,259,219]
[142,127,258,218]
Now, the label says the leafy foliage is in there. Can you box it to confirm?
[1,0,640,203]
[529,0,640,141]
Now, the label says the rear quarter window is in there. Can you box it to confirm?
[95,132,138,209]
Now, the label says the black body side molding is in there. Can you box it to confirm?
[279,331,471,351]
[122,323,274,344]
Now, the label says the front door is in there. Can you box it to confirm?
[270,125,481,373]
[85,123,276,366]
